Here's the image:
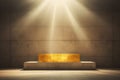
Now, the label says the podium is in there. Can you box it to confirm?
[24,54,96,70]
[24,61,96,70]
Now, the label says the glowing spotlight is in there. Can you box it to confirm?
[49,0,65,4]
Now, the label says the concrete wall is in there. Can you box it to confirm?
[0,0,120,68]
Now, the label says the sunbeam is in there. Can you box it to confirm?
[49,5,57,40]
[48,4,57,52]
[64,4,88,40]
[64,1,93,52]
[13,0,106,53]
[14,0,49,31]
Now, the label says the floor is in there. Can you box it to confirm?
[0,69,120,80]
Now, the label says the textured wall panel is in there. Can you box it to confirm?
[75,41,112,57]
[0,41,10,68]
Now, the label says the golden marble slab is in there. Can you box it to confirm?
[38,53,80,62]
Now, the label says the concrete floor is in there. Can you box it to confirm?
[0,69,120,80]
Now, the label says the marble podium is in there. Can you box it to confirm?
[24,61,96,70]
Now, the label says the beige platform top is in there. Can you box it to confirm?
[24,61,95,64]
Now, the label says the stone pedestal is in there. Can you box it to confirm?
[24,61,96,70]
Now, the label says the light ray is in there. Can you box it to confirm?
[64,2,93,52]
[13,0,101,53]
[49,5,57,40]
[64,3,88,40]
[69,0,109,27]
[48,4,57,52]
[22,0,49,25]
[14,0,49,30]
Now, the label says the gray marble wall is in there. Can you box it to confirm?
[0,0,120,68]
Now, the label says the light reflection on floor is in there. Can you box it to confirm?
[0,69,120,80]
